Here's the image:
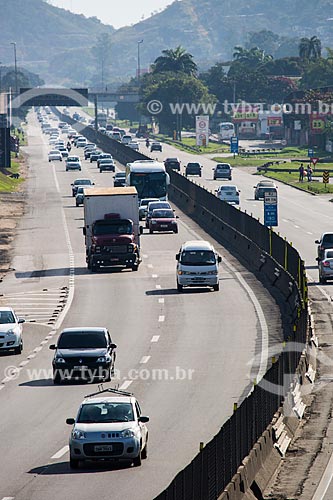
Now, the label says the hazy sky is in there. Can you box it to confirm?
[48,0,174,28]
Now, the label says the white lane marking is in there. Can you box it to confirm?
[282,219,289,223]
[307,231,313,235]
[142,254,148,259]
[140,356,151,364]
[19,361,29,367]
[0,385,5,391]
[158,315,165,322]
[51,445,69,460]
[156,284,161,289]
[185,225,269,383]
[33,346,43,353]
[2,497,15,500]
[294,225,300,229]
[158,298,164,304]
[147,264,153,268]
[311,449,333,500]
[152,274,158,278]
[27,354,36,360]
[51,164,75,330]
[151,335,160,342]
[119,380,132,390]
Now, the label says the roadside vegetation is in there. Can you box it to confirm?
[0,159,23,192]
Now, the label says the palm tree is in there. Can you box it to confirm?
[299,36,322,60]
[153,46,197,75]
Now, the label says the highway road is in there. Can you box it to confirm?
[0,113,281,500]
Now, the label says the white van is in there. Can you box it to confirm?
[176,240,221,292]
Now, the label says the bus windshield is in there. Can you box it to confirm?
[130,172,167,199]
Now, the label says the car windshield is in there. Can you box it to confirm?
[50,150,60,154]
[58,331,107,349]
[220,186,236,192]
[76,188,84,194]
[148,203,170,214]
[152,209,174,218]
[180,250,216,266]
[323,234,333,244]
[115,173,126,178]
[75,180,91,185]
[0,311,15,324]
[93,222,133,235]
[140,199,157,207]
[78,403,134,423]
[68,157,79,161]
[187,163,200,168]
[217,165,230,170]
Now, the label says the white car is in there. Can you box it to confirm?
[121,135,132,145]
[48,149,63,162]
[215,185,240,205]
[66,156,81,171]
[0,307,25,354]
[66,388,149,469]
[128,142,139,151]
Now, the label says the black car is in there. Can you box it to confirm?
[113,172,126,187]
[90,150,102,162]
[164,157,181,171]
[49,328,117,384]
[185,162,202,177]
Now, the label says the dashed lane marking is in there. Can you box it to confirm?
[140,356,151,364]
[151,335,160,343]
[119,380,132,390]
[158,315,165,322]
[51,445,69,460]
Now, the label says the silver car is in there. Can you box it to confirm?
[75,187,85,206]
[319,249,333,283]
[66,390,149,469]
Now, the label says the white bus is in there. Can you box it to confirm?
[218,122,235,141]
[125,161,170,201]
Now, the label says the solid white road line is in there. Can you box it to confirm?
[119,380,132,390]
[140,356,151,364]
[51,445,69,460]
[147,264,153,268]
[151,335,160,342]
[158,315,165,322]
[2,497,15,500]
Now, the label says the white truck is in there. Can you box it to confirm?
[83,186,141,272]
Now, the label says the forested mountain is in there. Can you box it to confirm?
[0,0,332,85]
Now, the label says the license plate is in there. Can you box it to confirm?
[160,225,168,228]
[110,258,119,261]
[95,445,113,452]
[74,366,88,370]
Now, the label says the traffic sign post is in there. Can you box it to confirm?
[311,157,319,170]
[264,189,278,227]
[230,136,239,158]
[323,170,330,186]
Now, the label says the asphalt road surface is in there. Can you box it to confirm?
[0,113,280,500]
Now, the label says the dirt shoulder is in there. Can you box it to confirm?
[0,154,28,280]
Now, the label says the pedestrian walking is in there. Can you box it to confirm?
[307,165,313,182]
[298,163,304,182]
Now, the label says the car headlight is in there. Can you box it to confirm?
[206,270,218,275]
[72,429,86,440]
[6,329,15,335]
[97,356,110,363]
[178,270,191,275]
[55,357,66,363]
[121,429,135,438]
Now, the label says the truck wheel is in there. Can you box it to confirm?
[149,228,153,234]
[69,457,79,469]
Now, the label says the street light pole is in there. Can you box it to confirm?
[137,40,143,82]
[0,62,2,94]
[10,42,18,96]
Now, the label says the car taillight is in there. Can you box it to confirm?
[323,261,330,267]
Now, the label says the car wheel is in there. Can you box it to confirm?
[133,451,142,467]
[66,168,68,171]
[49,159,51,162]
[69,457,79,469]
[149,228,153,234]
[91,262,98,272]
[53,371,61,384]
[177,283,183,292]
[174,228,178,234]
[99,169,103,173]
[14,341,23,355]
[132,263,139,271]
[213,283,220,292]
[199,173,202,177]
[142,439,148,459]
[229,177,232,180]
[76,202,79,207]
[254,195,258,200]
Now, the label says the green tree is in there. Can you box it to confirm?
[91,33,112,90]
[299,36,322,60]
[153,46,197,76]
[2,70,29,91]
[246,30,280,56]
[300,59,333,88]
[139,71,214,135]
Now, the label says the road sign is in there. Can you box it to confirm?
[308,148,314,157]
[323,170,330,184]
[311,157,319,167]
[264,189,278,227]
[230,136,239,154]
